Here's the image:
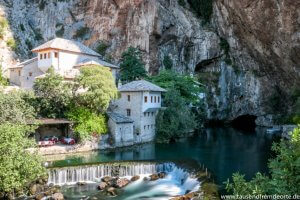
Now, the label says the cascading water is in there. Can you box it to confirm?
[49,162,201,200]
[48,162,175,185]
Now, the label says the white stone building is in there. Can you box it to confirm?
[112,80,167,143]
[9,38,119,89]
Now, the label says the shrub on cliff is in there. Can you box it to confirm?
[226,125,300,195]
[120,47,147,83]
[0,123,46,197]
[187,0,213,24]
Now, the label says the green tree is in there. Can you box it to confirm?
[226,125,300,195]
[156,89,197,143]
[0,90,36,124]
[33,67,72,118]
[148,70,203,105]
[0,123,46,196]
[74,65,118,112]
[120,47,147,83]
[67,107,108,141]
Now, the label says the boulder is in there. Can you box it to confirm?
[149,174,159,181]
[98,182,108,190]
[131,175,140,182]
[101,176,113,183]
[143,177,149,181]
[29,184,37,195]
[35,193,44,200]
[77,182,87,186]
[51,192,64,200]
[106,187,117,196]
[116,178,130,188]
[158,172,166,179]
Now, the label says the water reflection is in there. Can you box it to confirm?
[51,127,275,184]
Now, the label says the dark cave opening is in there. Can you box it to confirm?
[231,115,257,132]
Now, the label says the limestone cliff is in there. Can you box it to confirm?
[0,0,299,126]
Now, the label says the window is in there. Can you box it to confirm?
[127,95,130,102]
[144,125,146,130]
[144,113,146,117]
[144,96,147,103]
[151,112,154,116]
[18,70,21,76]
[158,96,160,103]
[148,125,150,129]
[126,109,131,117]
[148,112,150,117]
[54,52,58,58]
[29,72,32,77]
[44,53,47,59]
[151,96,153,103]
[48,52,51,58]
[154,96,157,103]
[40,54,43,60]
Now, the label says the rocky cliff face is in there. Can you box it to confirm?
[0,0,299,126]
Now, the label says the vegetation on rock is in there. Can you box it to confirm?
[163,55,173,70]
[120,47,147,83]
[74,26,90,39]
[96,40,110,56]
[226,126,300,195]
[187,0,213,24]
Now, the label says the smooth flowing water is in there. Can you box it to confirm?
[48,127,276,199]
[51,127,275,184]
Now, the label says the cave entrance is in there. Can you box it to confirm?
[231,115,257,132]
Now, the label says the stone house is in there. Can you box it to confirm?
[112,80,167,143]
[8,38,118,89]
[107,112,134,147]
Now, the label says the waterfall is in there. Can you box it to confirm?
[48,162,176,185]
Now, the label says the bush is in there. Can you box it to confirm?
[96,41,110,56]
[0,90,36,124]
[6,37,17,50]
[55,23,65,37]
[187,0,213,24]
[0,17,8,39]
[0,65,8,86]
[74,26,90,39]
[163,55,173,70]
[178,0,186,7]
[226,126,300,195]
[67,107,108,141]
[0,123,46,196]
